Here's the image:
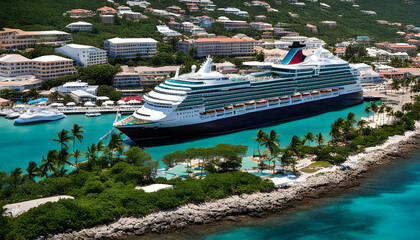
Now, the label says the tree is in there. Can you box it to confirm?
[84,143,98,167]
[96,140,105,158]
[57,148,71,169]
[69,150,82,171]
[9,168,23,188]
[40,150,59,177]
[124,147,153,166]
[71,124,84,153]
[329,121,341,143]
[97,85,122,101]
[254,129,267,156]
[256,50,265,62]
[48,91,61,102]
[280,149,292,173]
[315,132,325,147]
[289,135,302,159]
[303,132,314,146]
[187,47,197,58]
[78,64,119,86]
[357,119,368,134]
[53,129,72,150]
[260,130,280,172]
[108,132,124,164]
[25,161,39,182]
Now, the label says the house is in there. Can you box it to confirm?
[0,54,76,80]
[187,3,199,12]
[66,21,93,32]
[113,65,180,89]
[320,2,330,8]
[251,1,270,7]
[321,21,336,27]
[216,17,249,30]
[292,2,306,7]
[377,20,389,25]
[166,5,185,13]
[104,37,158,58]
[176,36,258,58]
[250,22,273,31]
[124,12,142,21]
[117,5,132,15]
[305,24,317,32]
[65,9,95,18]
[197,16,214,27]
[101,15,115,24]
[361,10,376,15]
[214,61,237,73]
[255,15,266,20]
[52,80,98,95]
[55,44,107,67]
[96,6,118,15]
[225,8,249,17]
[0,28,72,50]
[156,25,181,37]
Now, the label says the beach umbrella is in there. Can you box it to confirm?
[103,100,114,105]
[127,100,141,105]
[117,100,126,105]
[84,101,95,107]
[97,96,110,101]
[49,103,63,107]
[66,102,76,106]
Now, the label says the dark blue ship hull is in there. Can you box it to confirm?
[117,91,363,146]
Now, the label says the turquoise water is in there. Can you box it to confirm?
[250,172,272,177]
[0,102,372,173]
[156,149,420,240]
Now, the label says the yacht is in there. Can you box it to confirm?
[14,109,65,124]
[114,42,363,144]
[85,112,101,117]
[5,112,20,119]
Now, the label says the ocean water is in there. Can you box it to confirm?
[0,102,372,172]
[155,149,420,240]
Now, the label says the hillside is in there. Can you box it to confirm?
[0,0,418,47]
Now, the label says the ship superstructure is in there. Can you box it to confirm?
[114,42,363,143]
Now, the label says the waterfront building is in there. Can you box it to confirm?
[0,75,43,91]
[65,9,95,18]
[55,44,107,67]
[156,25,181,37]
[176,36,258,58]
[113,65,180,89]
[0,54,75,80]
[350,63,382,85]
[214,61,237,73]
[216,17,249,30]
[70,90,97,103]
[104,37,158,59]
[66,21,93,32]
[51,80,98,95]
[0,28,72,50]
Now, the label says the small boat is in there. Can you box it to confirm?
[216,108,224,112]
[268,98,279,102]
[256,100,267,104]
[280,96,290,101]
[245,101,255,106]
[233,103,244,108]
[0,109,12,116]
[302,92,311,97]
[332,88,339,92]
[291,93,301,99]
[224,105,233,111]
[206,110,216,114]
[6,112,20,119]
[85,112,101,117]
[311,91,319,95]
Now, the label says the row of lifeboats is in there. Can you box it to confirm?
[200,88,339,116]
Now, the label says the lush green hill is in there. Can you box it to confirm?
[0,0,418,47]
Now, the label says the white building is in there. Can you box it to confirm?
[51,80,98,95]
[361,10,376,15]
[156,25,181,37]
[104,37,158,58]
[225,8,249,17]
[66,21,93,32]
[55,44,107,67]
[351,63,383,85]
[70,90,97,103]
[214,61,236,73]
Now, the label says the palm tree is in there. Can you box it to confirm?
[346,112,357,125]
[25,161,39,182]
[96,140,105,158]
[315,132,325,147]
[370,101,378,121]
[57,148,71,169]
[329,122,341,144]
[289,135,302,159]
[71,124,84,153]
[378,105,385,126]
[261,130,280,160]
[84,143,97,165]
[303,132,314,146]
[280,149,292,173]
[53,129,72,150]
[254,129,267,156]
[357,119,368,135]
[385,106,393,124]
[70,149,82,170]
[48,91,61,102]
[9,168,23,187]
[40,150,58,177]
[108,133,123,164]
[364,105,371,119]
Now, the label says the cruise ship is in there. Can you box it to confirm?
[114,42,363,144]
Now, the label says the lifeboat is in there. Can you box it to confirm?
[234,103,244,108]
[311,91,319,95]
[268,98,279,102]
[291,93,301,99]
[245,101,256,106]
[216,108,224,112]
[206,110,216,114]
[302,92,310,97]
[332,89,339,92]
[225,105,233,110]
[320,90,329,94]
[256,100,267,104]
[280,96,290,101]
[199,112,206,116]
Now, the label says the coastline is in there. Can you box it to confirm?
[45,123,420,240]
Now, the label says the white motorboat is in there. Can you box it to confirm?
[0,109,12,117]
[5,112,20,119]
[14,109,65,124]
[85,112,101,117]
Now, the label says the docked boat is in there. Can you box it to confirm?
[85,112,101,117]
[5,112,20,119]
[114,42,363,144]
[14,109,65,124]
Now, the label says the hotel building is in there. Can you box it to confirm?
[55,44,107,67]
[113,65,180,89]
[0,28,72,50]
[176,36,258,58]
[104,37,158,58]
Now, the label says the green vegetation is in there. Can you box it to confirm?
[300,161,333,173]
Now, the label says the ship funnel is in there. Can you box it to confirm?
[280,41,307,65]
[191,65,197,73]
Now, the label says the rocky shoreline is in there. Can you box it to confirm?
[45,127,420,240]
